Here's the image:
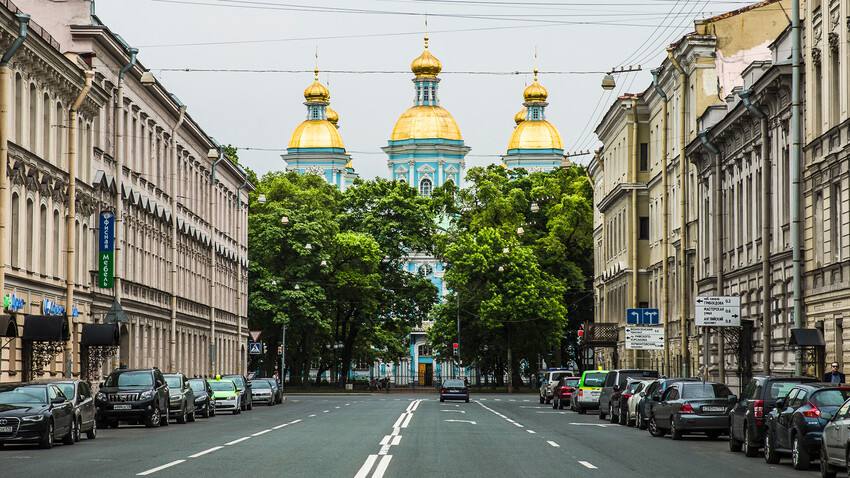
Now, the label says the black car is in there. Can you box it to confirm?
[598,369,659,422]
[96,368,170,428]
[33,379,98,442]
[635,377,701,430]
[0,382,75,448]
[764,383,850,470]
[648,381,735,440]
[164,373,196,424]
[188,379,216,418]
[728,375,817,457]
[440,379,469,402]
[222,375,253,411]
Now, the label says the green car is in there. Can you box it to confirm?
[207,378,241,415]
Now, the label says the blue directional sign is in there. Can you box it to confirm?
[626,308,661,325]
[249,342,262,354]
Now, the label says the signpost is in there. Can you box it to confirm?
[249,342,262,354]
[626,308,661,325]
[625,326,665,350]
[695,296,741,326]
[249,330,261,342]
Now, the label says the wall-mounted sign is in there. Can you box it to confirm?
[98,212,115,289]
[4,294,24,311]
[625,326,665,350]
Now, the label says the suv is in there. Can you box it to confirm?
[728,375,818,457]
[96,368,170,428]
[635,377,701,430]
[538,369,574,404]
[222,374,253,411]
[571,369,609,414]
[598,369,659,422]
[164,373,196,424]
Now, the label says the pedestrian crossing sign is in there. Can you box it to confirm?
[249,342,262,354]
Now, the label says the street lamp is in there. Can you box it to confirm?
[140,70,156,86]
[600,65,642,90]
[281,216,289,225]
[530,202,539,213]
[305,243,313,251]
[258,194,266,204]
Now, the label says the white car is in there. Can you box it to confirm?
[626,380,653,427]
[538,370,574,404]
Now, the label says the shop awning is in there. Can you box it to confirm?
[789,328,825,347]
[81,323,119,346]
[0,315,18,338]
[22,315,69,342]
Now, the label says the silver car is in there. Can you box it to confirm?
[820,397,850,478]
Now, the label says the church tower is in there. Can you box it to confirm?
[502,69,565,172]
[383,36,470,195]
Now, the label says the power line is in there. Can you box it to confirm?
[153,67,606,75]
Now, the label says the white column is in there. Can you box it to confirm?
[408,160,415,185]
[438,160,444,187]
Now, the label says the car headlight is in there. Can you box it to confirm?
[96,392,107,401]
[139,390,154,400]
[22,415,45,422]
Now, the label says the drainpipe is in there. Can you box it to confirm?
[791,0,803,376]
[65,70,93,377]
[114,47,137,315]
[236,164,248,375]
[668,47,690,378]
[595,149,608,356]
[699,129,722,381]
[0,14,29,322]
[652,68,670,376]
[631,96,639,369]
[169,103,186,374]
[207,146,224,375]
[739,89,771,375]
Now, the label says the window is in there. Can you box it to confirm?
[10,193,18,268]
[639,216,649,240]
[531,109,540,120]
[740,379,757,400]
[639,142,649,171]
[423,86,429,101]
[417,264,433,276]
[311,107,319,120]
[418,344,431,356]
[419,178,432,197]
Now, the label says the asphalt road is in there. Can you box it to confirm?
[0,393,816,477]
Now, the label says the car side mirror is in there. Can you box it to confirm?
[775,398,785,409]
[51,396,66,404]
[639,392,646,397]
[612,384,620,392]
[728,395,737,403]
[99,382,105,388]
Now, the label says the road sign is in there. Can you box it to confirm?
[249,330,262,342]
[626,308,661,325]
[625,326,665,350]
[695,296,741,326]
[249,342,262,354]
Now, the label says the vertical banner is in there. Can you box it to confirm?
[98,211,115,288]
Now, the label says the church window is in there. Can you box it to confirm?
[418,264,433,276]
[532,109,540,120]
[312,108,319,119]
[419,178,432,197]
[423,86,430,101]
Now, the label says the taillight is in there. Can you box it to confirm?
[679,404,695,414]
[623,394,632,400]
[801,402,821,418]
[579,390,584,397]
[441,389,447,393]
[753,400,764,419]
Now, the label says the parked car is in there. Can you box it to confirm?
[820,397,850,478]
[571,369,608,414]
[599,369,659,422]
[188,378,216,418]
[164,373,196,424]
[539,369,574,404]
[440,379,469,403]
[222,374,253,411]
[0,382,75,448]
[625,380,652,427]
[257,377,282,404]
[32,378,97,441]
[764,383,850,470]
[648,381,735,440]
[552,376,580,410]
[249,380,275,406]
[635,377,701,430]
[616,378,650,426]
[729,375,818,457]
[208,378,241,414]
[96,368,170,428]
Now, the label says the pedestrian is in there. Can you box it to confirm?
[824,362,846,383]
[369,378,377,392]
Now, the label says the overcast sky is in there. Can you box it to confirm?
[94,0,756,181]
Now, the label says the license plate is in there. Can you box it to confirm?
[702,406,725,412]
[590,391,600,398]
[114,404,132,410]
[0,426,11,433]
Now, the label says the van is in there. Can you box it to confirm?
[597,369,659,421]
[538,369,575,404]
[572,369,609,414]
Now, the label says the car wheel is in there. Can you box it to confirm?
[619,407,628,426]
[440,397,445,402]
[706,430,722,440]
[86,419,97,440]
[670,417,682,440]
[247,400,253,411]
[210,404,216,417]
[72,417,81,442]
[648,416,666,437]
[558,400,564,410]
[62,419,75,445]
[729,426,743,452]
[539,395,544,404]
[552,398,557,410]
[202,402,210,418]
[234,406,241,415]
[636,412,645,430]
[465,397,469,403]
[764,430,781,464]
[598,407,607,420]
[177,404,187,424]
[820,444,837,478]
[792,434,811,470]
[146,407,161,428]
[188,406,196,423]
[39,420,54,449]
[743,426,758,457]
[609,404,618,424]
[576,405,585,414]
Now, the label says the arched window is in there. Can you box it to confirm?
[53,210,60,277]
[14,73,22,142]
[42,93,50,161]
[10,193,19,268]
[419,178,432,197]
[29,83,36,150]
[26,199,33,270]
[39,204,46,273]
[75,220,80,284]
[55,102,63,167]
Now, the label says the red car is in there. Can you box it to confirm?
[552,377,581,410]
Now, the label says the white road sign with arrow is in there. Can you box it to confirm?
[695,296,741,326]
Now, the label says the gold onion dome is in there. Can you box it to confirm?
[514,109,526,125]
[391,105,462,141]
[508,120,563,151]
[411,37,442,78]
[288,120,345,150]
[523,69,548,103]
[326,106,339,125]
[303,69,330,102]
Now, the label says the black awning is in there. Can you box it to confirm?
[0,315,18,338]
[81,323,119,346]
[790,328,826,347]
[22,315,69,342]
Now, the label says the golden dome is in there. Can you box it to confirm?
[507,120,563,151]
[345,160,353,169]
[411,37,442,78]
[288,120,345,150]
[514,109,526,125]
[326,106,339,125]
[304,69,330,102]
[523,69,548,103]
[391,105,462,141]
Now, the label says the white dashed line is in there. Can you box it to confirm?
[527,430,536,434]
[225,437,251,446]
[308,414,317,417]
[354,455,379,478]
[251,429,271,437]
[137,460,186,476]
[188,446,223,458]
[547,441,560,448]
[372,455,393,478]
[579,461,597,469]
[273,423,289,430]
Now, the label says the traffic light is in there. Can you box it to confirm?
[452,343,458,356]
[577,326,584,344]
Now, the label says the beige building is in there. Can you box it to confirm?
[0,0,251,382]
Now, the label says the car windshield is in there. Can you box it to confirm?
[443,380,465,387]
[565,379,579,388]
[105,371,153,388]
[582,372,607,387]
[223,376,245,388]
[250,381,271,390]
[626,382,643,393]
[165,376,182,388]
[681,383,732,399]
[0,385,47,404]
[188,380,206,392]
[768,381,803,400]
[812,389,850,407]
[550,372,570,382]
[209,381,236,392]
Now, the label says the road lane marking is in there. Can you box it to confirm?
[137,460,186,476]
[273,423,289,429]
[290,419,302,424]
[513,423,524,427]
[188,446,223,458]
[225,437,251,445]
[392,413,408,428]
[400,413,413,428]
[252,429,271,437]
[444,419,476,424]
[442,410,465,413]
[309,414,317,417]
[569,422,615,427]
[579,461,597,469]
[391,427,401,436]
[323,410,330,413]
[354,455,379,478]
[547,441,560,448]
[373,455,393,478]
[527,430,536,434]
